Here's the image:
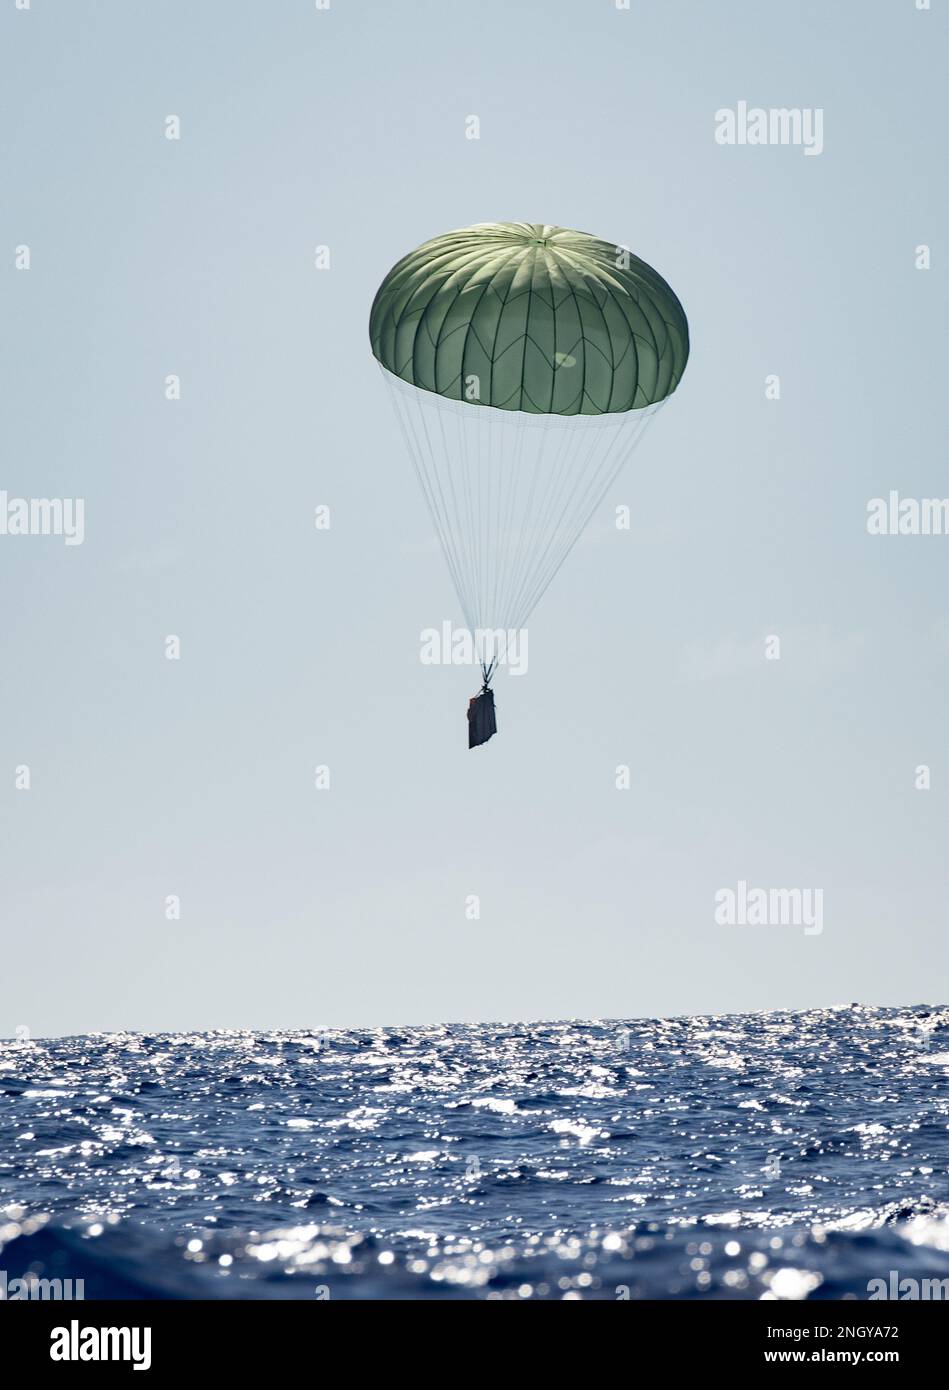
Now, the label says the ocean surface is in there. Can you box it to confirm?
[1,1005,948,1300]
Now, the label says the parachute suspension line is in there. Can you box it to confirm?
[461,390,482,633]
[497,405,594,636]
[381,369,664,679]
[509,403,663,632]
[473,400,483,628]
[488,401,501,626]
[487,409,539,654]
[505,413,628,629]
[468,394,488,647]
[505,411,630,631]
[508,426,622,629]
[462,391,488,637]
[498,409,585,636]
[385,371,470,631]
[489,403,513,625]
[459,385,483,635]
[488,405,532,669]
[432,390,477,635]
[499,407,596,635]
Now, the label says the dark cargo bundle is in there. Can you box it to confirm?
[467,687,497,749]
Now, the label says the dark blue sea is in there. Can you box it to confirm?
[2,1006,948,1300]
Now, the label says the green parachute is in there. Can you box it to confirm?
[370,223,689,744]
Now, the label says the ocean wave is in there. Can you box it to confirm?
[1,1006,948,1299]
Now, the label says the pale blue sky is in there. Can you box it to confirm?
[1,0,947,1038]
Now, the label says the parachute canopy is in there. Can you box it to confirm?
[369,222,689,415]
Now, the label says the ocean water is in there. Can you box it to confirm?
[1,1005,948,1300]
